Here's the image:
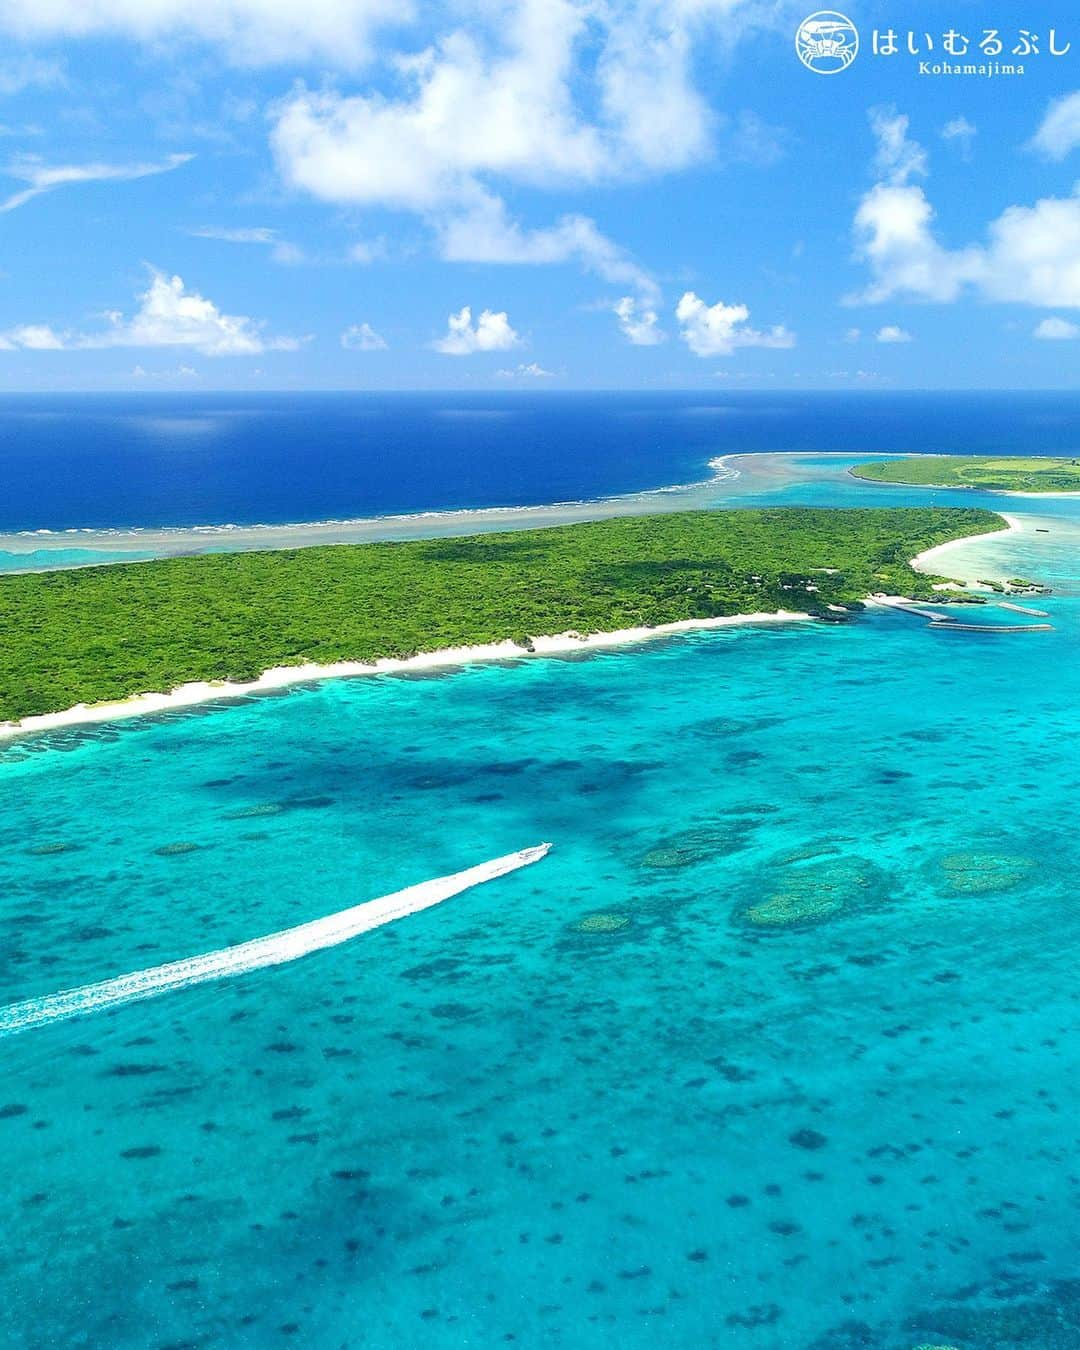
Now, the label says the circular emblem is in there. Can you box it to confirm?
[795,10,859,73]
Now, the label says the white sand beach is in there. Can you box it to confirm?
[0,610,812,742]
[910,513,1024,578]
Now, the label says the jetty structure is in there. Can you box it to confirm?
[872,595,1053,634]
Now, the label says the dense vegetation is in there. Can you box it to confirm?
[0,507,1003,722]
[851,455,1080,492]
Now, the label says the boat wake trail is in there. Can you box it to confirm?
[0,843,551,1037]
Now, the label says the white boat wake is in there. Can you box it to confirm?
[0,842,551,1037]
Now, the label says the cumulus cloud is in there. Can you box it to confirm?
[852,178,979,303]
[0,324,67,350]
[614,295,664,346]
[1034,316,1080,339]
[341,322,387,350]
[272,11,601,212]
[675,291,794,357]
[876,324,911,343]
[96,271,300,354]
[0,0,410,68]
[269,0,767,202]
[1,151,192,212]
[433,305,520,355]
[1030,92,1080,161]
[852,107,1080,308]
[0,270,300,356]
[188,225,303,264]
[268,0,779,294]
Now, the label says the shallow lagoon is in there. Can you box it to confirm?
[3,512,1080,1345]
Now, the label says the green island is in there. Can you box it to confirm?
[851,455,1080,492]
[0,506,1003,723]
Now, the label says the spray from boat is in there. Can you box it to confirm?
[0,843,551,1037]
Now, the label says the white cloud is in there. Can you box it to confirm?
[341,322,387,350]
[869,105,928,186]
[497,361,554,378]
[270,15,605,214]
[1034,316,1080,339]
[438,194,657,300]
[0,324,67,350]
[852,108,1080,308]
[0,0,411,68]
[843,327,861,342]
[191,225,276,244]
[188,224,303,264]
[132,362,199,377]
[0,55,65,96]
[719,110,787,167]
[1030,92,1080,161]
[0,0,784,82]
[675,291,794,357]
[852,179,979,303]
[980,196,1080,305]
[269,1,767,202]
[347,238,387,264]
[614,295,664,346]
[433,305,520,356]
[876,324,912,343]
[98,271,301,354]
[940,115,976,156]
[1,151,192,212]
[268,0,781,293]
[0,270,300,356]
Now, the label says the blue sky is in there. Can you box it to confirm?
[2,0,1080,390]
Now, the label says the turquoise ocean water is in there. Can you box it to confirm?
[4,462,1080,1347]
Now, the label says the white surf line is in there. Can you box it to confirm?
[0,614,811,743]
[0,843,551,1037]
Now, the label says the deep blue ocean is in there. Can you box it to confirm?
[5,396,1080,1348]
[6,390,1080,530]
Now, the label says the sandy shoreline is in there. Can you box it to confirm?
[0,611,811,742]
[909,513,1024,576]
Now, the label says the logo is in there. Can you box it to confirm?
[796,11,859,73]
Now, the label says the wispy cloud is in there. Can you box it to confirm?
[1030,92,1080,160]
[1,151,193,213]
[0,55,65,96]
[1034,316,1079,340]
[497,362,555,379]
[187,224,303,264]
[341,322,387,351]
[940,115,976,158]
